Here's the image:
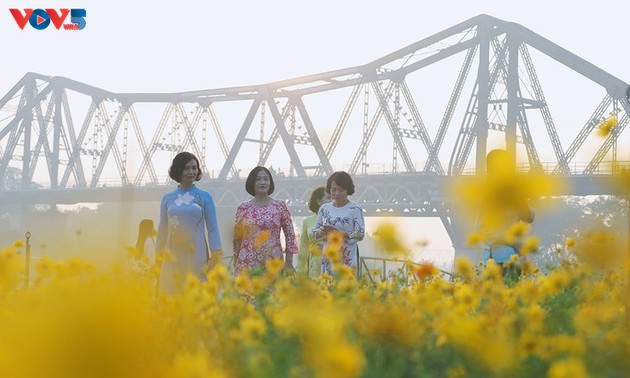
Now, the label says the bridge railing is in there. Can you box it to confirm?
[24,159,630,190]
[358,256,454,284]
[219,254,456,284]
[458,161,630,175]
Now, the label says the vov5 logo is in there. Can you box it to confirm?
[9,8,87,30]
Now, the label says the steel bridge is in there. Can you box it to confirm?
[1,14,629,250]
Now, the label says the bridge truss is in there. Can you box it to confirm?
[1,14,629,249]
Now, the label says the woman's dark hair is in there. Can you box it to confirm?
[326,171,355,196]
[245,166,274,196]
[308,186,326,213]
[135,219,154,253]
[168,152,202,182]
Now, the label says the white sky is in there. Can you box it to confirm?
[2,0,629,259]
[2,1,628,94]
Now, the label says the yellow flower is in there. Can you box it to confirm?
[355,302,421,347]
[239,314,267,343]
[565,237,575,249]
[250,276,268,295]
[206,264,230,286]
[0,247,23,290]
[547,357,589,378]
[545,335,586,358]
[453,283,478,308]
[254,230,271,249]
[413,262,439,280]
[34,255,54,279]
[466,232,485,247]
[518,333,542,358]
[324,245,341,263]
[454,257,474,281]
[157,250,175,264]
[573,229,624,270]
[265,257,284,276]
[13,240,24,248]
[311,342,365,378]
[519,236,539,256]
[521,304,545,333]
[125,246,143,259]
[504,221,529,244]
[481,260,502,282]
[520,259,539,276]
[308,243,322,257]
[234,220,252,239]
[437,313,516,373]
[327,230,345,249]
[169,351,228,378]
[596,114,617,137]
[373,222,408,256]
[234,273,250,293]
[335,264,356,281]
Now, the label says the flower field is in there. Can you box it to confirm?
[0,232,628,378]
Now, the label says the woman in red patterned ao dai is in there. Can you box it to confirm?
[233,166,298,275]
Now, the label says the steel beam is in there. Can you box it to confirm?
[506,35,519,158]
[294,97,333,175]
[475,26,491,175]
[218,98,262,180]
[265,93,306,177]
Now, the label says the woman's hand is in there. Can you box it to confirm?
[319,225,336,235]
[283,252,296,275]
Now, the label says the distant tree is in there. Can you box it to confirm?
[1,167,22,190]
[531,195,628,269]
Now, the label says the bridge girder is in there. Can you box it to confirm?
[0,14,628,209]
[2,14,630,262]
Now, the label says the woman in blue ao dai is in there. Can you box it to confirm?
[156,152,222,294]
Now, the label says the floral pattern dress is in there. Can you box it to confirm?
[156,185,221,294]
[233,199,298,274]
[313,201,365,274]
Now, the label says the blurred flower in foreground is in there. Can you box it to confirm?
[547,356,589,378]
[596,114,618,137]
[373,222,408,257]
[265,257,284,276]
[573,229,625,270]
[0,224,627,378]
[466,231,485,247]
[169,351,228,378]
[253,230,271,249]
[0,247,22,290]
[125,246,143,259]
[454,257,475,281]
[327,230,345,250]
[449,150,566,235]
[413,262,439,280]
